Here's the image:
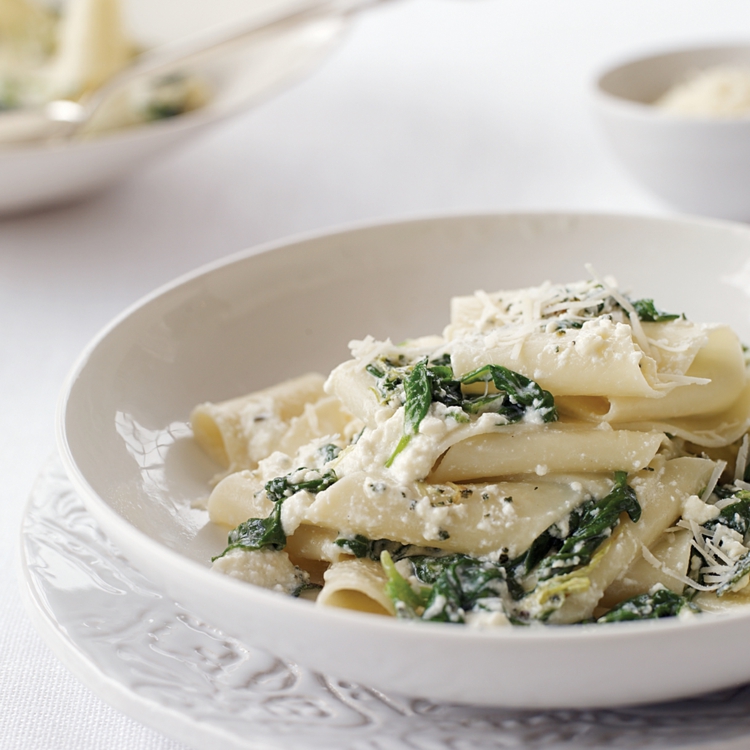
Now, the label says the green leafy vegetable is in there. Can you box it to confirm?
[381,551,430,618]
[214,463,339,560]
[264,469,338,503]
[418,555,508,623]
[377,473,641,624]
[703,491,750,537]
[716,551,750,597]
[384,358,557,467]
[459,365,557,423]
[680,486,750,595]
[597,587,698,622]
[334,535,431,561]
[536,471,640,581]
[334,534,374,558]
[382,550,510,623]
[631,298,681,322]
[386,360,433,466]
[212,502,286,560]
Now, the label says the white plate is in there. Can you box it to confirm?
[57,212,750,709]
[19,455,750,750]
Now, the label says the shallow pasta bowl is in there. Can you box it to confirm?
[57,212,750,709]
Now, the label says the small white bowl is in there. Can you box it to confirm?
[0,6,346,216]
[593,44,750,221]
[57,212,750,709]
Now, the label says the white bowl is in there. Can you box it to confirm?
[57,212,750,709]
[593,45,750,221]
[0,3,346,215]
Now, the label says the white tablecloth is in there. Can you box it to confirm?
[3,1,748,747]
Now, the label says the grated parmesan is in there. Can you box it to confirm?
[656,65,750,118]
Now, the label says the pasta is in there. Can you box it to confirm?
[192,274,750,627]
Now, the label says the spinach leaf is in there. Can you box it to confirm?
[382,551,509,624]
[214,464,338,560]
[460,365,557,422]
[334,535,431,561]
[212,502,286,560]
[682,486,750,593]
[536,472,639,582]
[386,360,433,466]
[264,469,338,503]
[419,556,508,623]
[716,550,750,597]
[334,534,373,558]
[703,492,750,537]
[597,587,699,622]
[385,358,557,467]
[631,298,681,322]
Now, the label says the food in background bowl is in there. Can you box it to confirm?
[593,45,750,220]
[0,0,208,141]
[194,272,750,627]
[0,0,347,212]
[656,65,750,118]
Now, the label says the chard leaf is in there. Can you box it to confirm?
[704,493,750,537]
[420,556,508,623]
[685,487,750,592]
[383,553,508,624]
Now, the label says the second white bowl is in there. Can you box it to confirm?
[594,44,750,220]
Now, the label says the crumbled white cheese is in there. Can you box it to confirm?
[257,451,294,483]
[414,496,452,541]
[422,594,448,620]
[280,490,314,535]
[713,524,748,562]
[211,548,307,594]
[239,397,290,465]
[682,494,720,525]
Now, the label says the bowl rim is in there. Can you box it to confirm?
[54,209,750,655]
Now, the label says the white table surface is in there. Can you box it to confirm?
[3,1,750,747]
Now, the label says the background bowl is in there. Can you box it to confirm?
[58,212,750,709]
[0,0,347,215]
[593,44,750,221]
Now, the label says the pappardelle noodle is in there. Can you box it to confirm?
[191,274,750,626]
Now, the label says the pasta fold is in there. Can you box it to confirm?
[429,424,665,482]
